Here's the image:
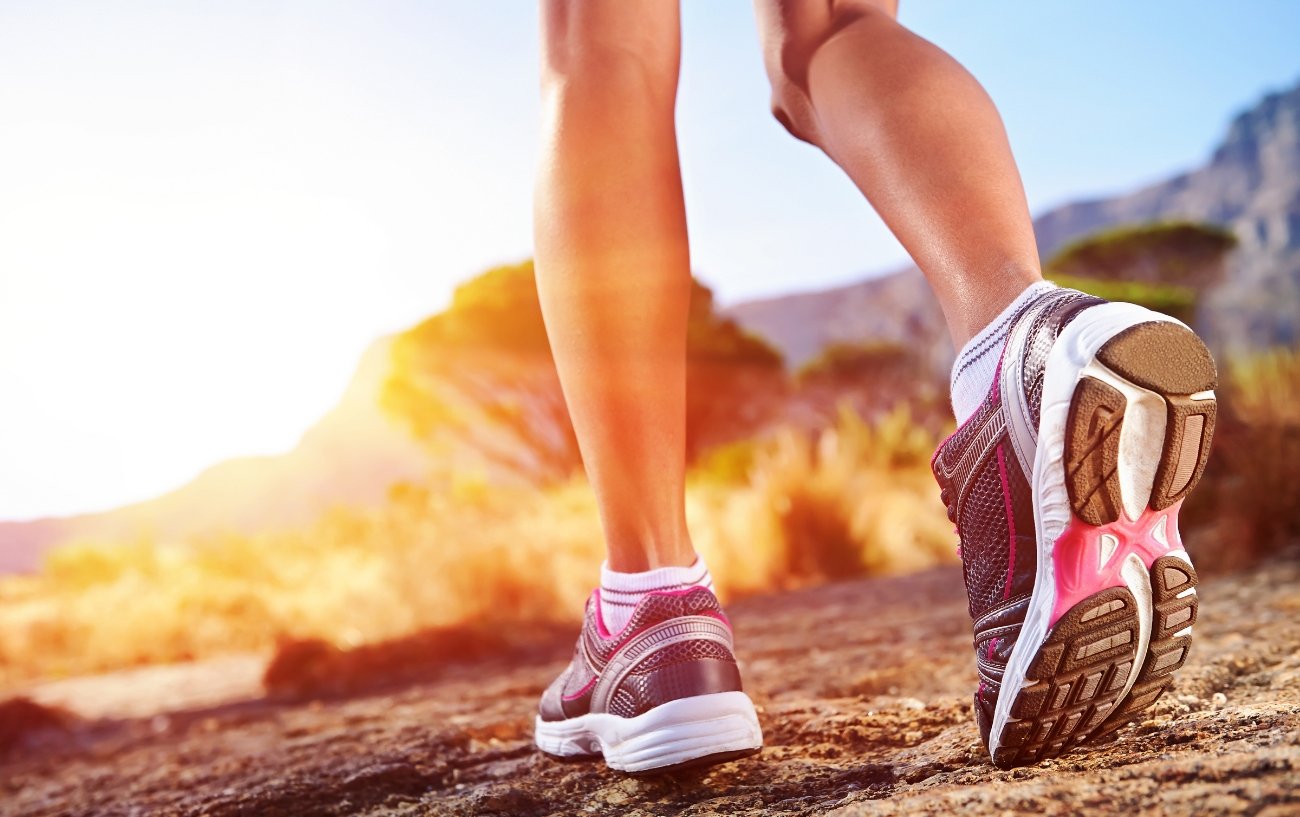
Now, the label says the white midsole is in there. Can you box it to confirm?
[988,303,1184,757]
[1116,552,1155,709]
[534,691,762,773]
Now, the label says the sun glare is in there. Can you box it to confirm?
[0,185,396,520]
[0,5,542,521]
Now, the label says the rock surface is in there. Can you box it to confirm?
[3,560,1298,817]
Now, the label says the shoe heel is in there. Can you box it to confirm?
[604,691,763,774]
[1065,321,1218,526]
[1058,319,1212,744]
[1094,320,1218,512]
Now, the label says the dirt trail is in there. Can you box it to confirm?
[3,560,1298,817]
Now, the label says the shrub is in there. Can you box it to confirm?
[0,406,956,686]
[690,404,954,596]
[1046,221,1237,289]
[1183,346,1300,569]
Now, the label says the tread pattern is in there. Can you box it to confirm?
[1093,321,1218,511]
[1065,377,1127,526]
[994,588,1141,768]
[1085,555,1199,741]
[1094,321,1217,394]
[1152,396,1217,510]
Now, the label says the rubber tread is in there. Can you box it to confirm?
[1094,322,1217,394]
[1064,377,1127,526]
[992,587,1140,768]
[1092,321,1218,512]
[1084,555,1199,741]
[1152,395,1217,511]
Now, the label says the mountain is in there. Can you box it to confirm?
[721,266,951,375]
[726,79,1300,367]
[0,338,429,574]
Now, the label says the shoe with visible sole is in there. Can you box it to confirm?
[534,586,763,774]
[933,290,1216,768]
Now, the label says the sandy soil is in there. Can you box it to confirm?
[3,559,1298,817]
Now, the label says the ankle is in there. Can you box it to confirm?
[605,528,696,573]
[950,266,1045,348]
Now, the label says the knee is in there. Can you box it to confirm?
[759,0,897,144]
[540,6,678,113]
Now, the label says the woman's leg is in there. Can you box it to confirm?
[752,2,1223,771]
[534,1,693,572]
[532,6,763,772]
[753,0,1043,348]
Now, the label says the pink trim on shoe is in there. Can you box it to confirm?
[1049,501,1185,626]
[561,675,598,701]
[592,589,616,639]
[995,444,1018,602]
[592,586,727,640]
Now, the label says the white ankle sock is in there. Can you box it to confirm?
[597,557,714,634]
[950,281,1058,425]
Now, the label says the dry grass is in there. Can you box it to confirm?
[0,407,953,688]
[7,343,1295,689]
[690,404,954,596]
[1184,346,1300,565]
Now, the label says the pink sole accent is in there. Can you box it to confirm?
[1049,501,1185,626]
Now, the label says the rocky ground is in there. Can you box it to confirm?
[3,558,1299,817]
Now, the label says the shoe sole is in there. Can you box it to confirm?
[533,691,763,774]
[989,304,1216,768]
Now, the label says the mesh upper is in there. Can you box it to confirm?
[959,456,1014,620]
[1007,453,1036,598]
[631,639,734,674]
[932,288,1106,711]
[581,588,725,668]
[608,641,737,718]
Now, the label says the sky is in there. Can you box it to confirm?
[1,2,1298,521]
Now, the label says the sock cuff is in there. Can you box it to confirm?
[951,280,1058,384]
[599,557,713,600]
[949,280,1057,424]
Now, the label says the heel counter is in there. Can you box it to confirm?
[591,613,743,718]
[611,645,743,718]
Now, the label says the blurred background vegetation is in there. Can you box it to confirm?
[0,217,1296,690]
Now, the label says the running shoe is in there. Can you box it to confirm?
[932,289,1217,768]
[534,586,763,774]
